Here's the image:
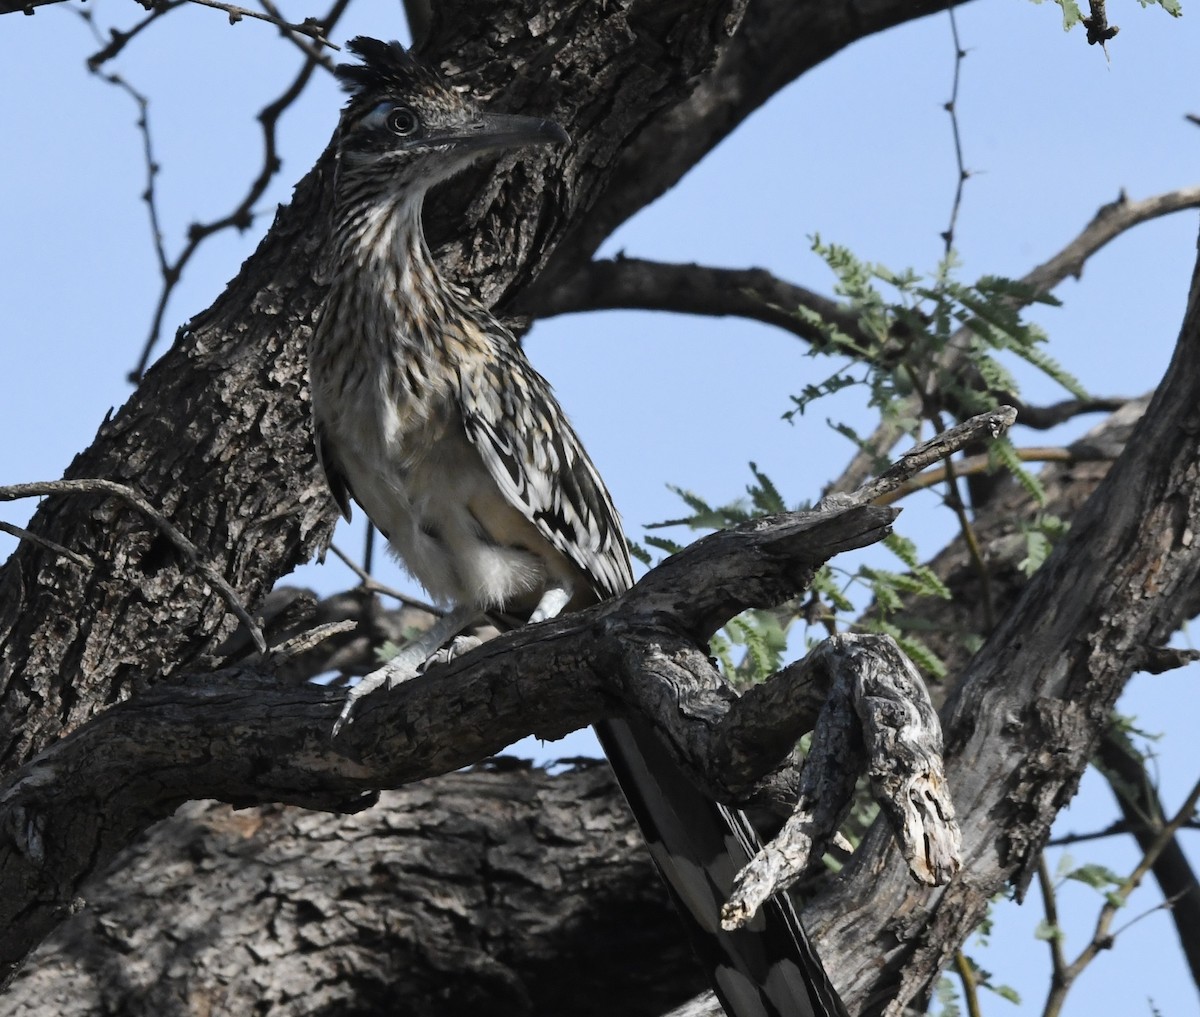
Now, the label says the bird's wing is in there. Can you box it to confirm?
[458,344,634,600]
[313,416,354,522]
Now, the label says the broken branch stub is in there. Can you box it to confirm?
[722,634,962,929]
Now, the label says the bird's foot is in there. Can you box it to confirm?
[332,655,420,738]
[420,633,482,670]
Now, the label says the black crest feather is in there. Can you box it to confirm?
[336,37,444,99]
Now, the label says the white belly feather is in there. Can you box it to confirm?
[313,368,568,611]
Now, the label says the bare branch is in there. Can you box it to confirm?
[875,442,1116,506]
[1010,396,1132,429]
[125,0,352,380]
[78,2,184,70]
[327,542,443,615]
[532,257,864,347]
[1036,856,1070,1017]
[256,0,339,65]
[722,634,961,929]
[179,0,339,49]
[1021,186,1200,297]
[818,407,1018,510]
[0,479,266,654]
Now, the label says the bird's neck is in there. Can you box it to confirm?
[317,189,473,356]
[332,192,440,292]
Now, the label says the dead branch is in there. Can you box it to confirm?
[722,634,961,929]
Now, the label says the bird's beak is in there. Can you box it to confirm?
[439,112,570,154]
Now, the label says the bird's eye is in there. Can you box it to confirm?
[387,106,419,137]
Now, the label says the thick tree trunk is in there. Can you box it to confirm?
[4,768,704,1017]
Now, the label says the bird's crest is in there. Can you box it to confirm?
[336,37,448,104]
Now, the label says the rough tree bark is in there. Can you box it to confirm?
[5,770,705,1017]
[7,0,1199,1015]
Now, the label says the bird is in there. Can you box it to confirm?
[308,37,847,1017]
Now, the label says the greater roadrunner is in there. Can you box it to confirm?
[310,37,846,1017]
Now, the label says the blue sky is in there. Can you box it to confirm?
[2,2,1198,1014]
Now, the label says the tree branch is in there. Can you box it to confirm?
[528,186,1200,360]
[806,228,1200,1012]
[1020,186,1200,297]
[1,404,1020,984]
[533,257,864,347]
[0,493,895,981]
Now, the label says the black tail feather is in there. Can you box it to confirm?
[595,719,847,1017]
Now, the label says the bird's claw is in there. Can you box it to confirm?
[421,633,482,670]
[331,658,419,738]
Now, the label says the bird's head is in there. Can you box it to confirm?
[332,37,568,202]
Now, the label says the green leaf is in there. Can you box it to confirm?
[1034,918,1065,942]
[932,977,962,1017]
[723,610,790,684]
[894,632,949,680]
[1055,852,1076,880]
[627,540,653,567]
[1019,514,1071,576]
[990,437,1047,505]
[985,983,1022,1005]
[1019,529,1052,577]
[812,565,856,614]
[1029,0,1086,30]
[747,462,788,515]
[1138,0,1182,14]
[1066,863,1124,889]
[643,534,685,555]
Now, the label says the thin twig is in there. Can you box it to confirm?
[1037,855,1070,1017]
[0,480,266,654]
[181,0,339,49]
[1109,888,1194,941]
[257,0,337,67]
[265,619,358,662]
[127,0,353,381]
[952,949,983,1017]
[0,520,93,569]
[328,543,443,617]
[875,444,1114,506]
[77,2,184,69]
[940,7,969,255]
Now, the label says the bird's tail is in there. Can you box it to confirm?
[594,718,847,1017]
